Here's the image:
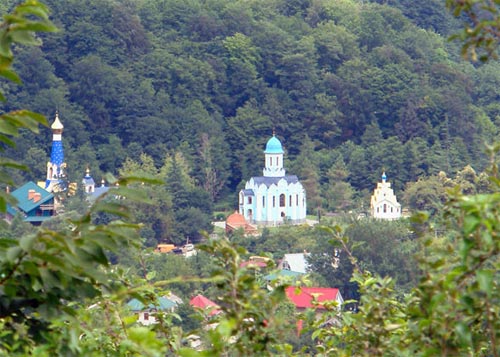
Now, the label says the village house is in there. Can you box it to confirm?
[127,294,182,326]
[6,182,55,224]
[225,211,258,236]
[278,252,310,273]
[286,287,344,313]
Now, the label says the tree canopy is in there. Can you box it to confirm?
[1,0,500,355]
[2,0,500,219]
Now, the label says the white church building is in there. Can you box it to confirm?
[239,134,307,226]
[370,172,401,220]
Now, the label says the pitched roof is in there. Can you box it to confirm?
[251,175,299,188]
[226,211,246,227]
[127,296,177,312]
[264,269,304,281]
[88,185,110,201]
[285,287,341,309]
[242,189,254,196]
[10,181,53,213]
[189,294,220,316]
[239,260,268,268]
[281,253,309,273]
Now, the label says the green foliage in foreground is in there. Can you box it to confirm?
[446,0,500,61]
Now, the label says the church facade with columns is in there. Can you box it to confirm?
[239,134,307,226]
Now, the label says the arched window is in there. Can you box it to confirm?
[279,194,285,207]
[273,196,276,207]
[383,204,387,213]
[262,196,265,207]
[289,195,292,206]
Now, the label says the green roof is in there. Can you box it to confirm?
[10,181,53,214]
[264,269,304,281]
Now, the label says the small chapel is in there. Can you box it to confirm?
[82,168,110,201]
[370,172,401,220]
[239,134,307,226]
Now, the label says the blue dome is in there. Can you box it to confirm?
[265,135,284,154]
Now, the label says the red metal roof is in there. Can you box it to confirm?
[189,294,220,316]
[226,211,247,226]
[285,287,340,309]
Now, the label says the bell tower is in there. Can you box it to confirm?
[263,134,286,178]
[45,112,66,192]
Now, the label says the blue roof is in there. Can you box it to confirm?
[50,140,64,167]
[127,297,177,312]
[82,174,95,187]
[10,182,54,214]
[6,205,17,216]
[264,135,284,154]
[88,185,110,201]
[252,175,299,188]
[243,189,254,196]
[24,216,53,223]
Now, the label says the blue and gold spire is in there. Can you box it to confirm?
[50,111,64,168]
[45,112,66,191]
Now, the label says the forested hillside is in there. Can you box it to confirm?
[1,2,499,355]
[2,0,498,214]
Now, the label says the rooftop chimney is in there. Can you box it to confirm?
[33,192,41,203]
[28,189,35,200]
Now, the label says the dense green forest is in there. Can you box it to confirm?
[0,1,498,355]
[2,0,499,218]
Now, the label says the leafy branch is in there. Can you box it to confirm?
[446,0,500,61]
